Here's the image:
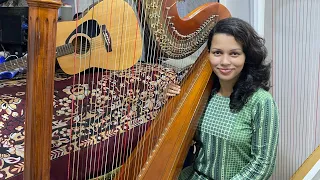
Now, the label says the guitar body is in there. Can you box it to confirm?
[56,0,142,75]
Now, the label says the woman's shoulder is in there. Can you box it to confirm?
[248,88,276,108]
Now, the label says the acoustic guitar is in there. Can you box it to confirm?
[55,0,142,75]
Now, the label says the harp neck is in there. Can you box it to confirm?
[142,1,231,59]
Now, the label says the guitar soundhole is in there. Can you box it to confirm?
[72,36,91,54]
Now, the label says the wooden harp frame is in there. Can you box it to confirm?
[23,0,231,179]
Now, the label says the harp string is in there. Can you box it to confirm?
[122,0,144,179]
[98,0,110,174]
[122,0,146,178]
[110,0,124,175]
[137,0,169,178]
[87,0,105,178]
[69,0,80,178]
[76,3,87,179]
[62,0,212,179]
[70,0,94,178]
[127,0,156,178]
[114,0,133,176]
[101,1,115,177]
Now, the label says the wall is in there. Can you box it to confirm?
[219,0,265,37]
[264,0,320,179]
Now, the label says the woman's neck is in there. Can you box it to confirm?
[218,80,236,97]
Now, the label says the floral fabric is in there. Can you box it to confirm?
[0,63,178,179]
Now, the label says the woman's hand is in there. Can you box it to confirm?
[165,83,181,96]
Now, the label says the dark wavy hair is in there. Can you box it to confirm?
[207,17,271,112]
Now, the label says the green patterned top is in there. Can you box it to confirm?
[178,88,279,180]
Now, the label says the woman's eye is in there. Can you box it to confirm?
[212,51,222,55]
[230,52,240,56]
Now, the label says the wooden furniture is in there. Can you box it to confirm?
[23,0,231,179]
[291,145,320,180]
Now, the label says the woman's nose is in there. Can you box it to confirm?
[220,55,231,65]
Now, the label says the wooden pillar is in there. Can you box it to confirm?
[24,0,62,179]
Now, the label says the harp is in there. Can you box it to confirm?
[22,0,230,180]
[1,0,320,179]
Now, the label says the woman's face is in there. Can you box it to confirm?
[209,33,245,85]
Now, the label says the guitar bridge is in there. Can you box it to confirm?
[101,25,112,52]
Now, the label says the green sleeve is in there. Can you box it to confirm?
[231,97,279,180]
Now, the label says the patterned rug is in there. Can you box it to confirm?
[0,63,178,179]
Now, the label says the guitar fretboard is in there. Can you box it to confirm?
[56,43,75,58]
[0,55,28,72]
[0,43,74,73]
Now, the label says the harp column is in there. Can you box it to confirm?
[24,0,62,179]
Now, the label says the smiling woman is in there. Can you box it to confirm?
[208,33,245,97]
[167,17,279,180]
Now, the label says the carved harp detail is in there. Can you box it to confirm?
[143,1,230,58]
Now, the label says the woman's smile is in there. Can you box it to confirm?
[218,68,233,75]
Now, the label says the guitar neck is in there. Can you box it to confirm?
[0,44,74,73]
[56,43,75,58]
[0,55,28,72]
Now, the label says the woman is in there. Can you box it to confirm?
[166,17,279,180]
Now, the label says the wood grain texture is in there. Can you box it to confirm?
[24,0,61,179]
